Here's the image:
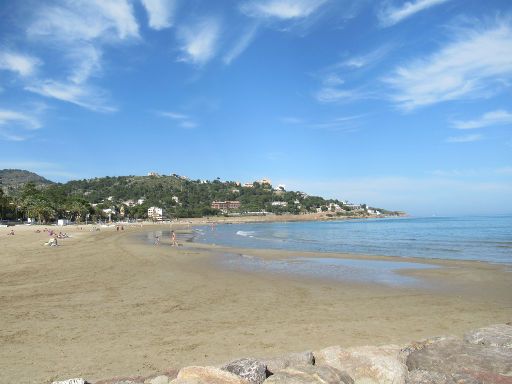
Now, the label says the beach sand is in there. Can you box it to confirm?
[1,223,511,384]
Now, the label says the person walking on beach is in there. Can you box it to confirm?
[171,230,178,246]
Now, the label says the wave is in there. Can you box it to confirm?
[236,230,255,237]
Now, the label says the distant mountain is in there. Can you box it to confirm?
[0,169,54,193]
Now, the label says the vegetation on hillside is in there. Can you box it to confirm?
[0,171,402,223]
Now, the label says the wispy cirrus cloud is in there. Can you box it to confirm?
[177,18,221,65]
[0,109,42,141]
[23,0,139,112]
[0,50,41,77]
[156,111,198,129]
[281,114,363,132]
[223,24,259,65]
[385,19,512,110]
[445,134,482,143]
[240,0,328,20]
[26,80,116,113]
[379,0,452,27]
[28,0,140,42]
[452,110,512,129]
[141,0,177,30]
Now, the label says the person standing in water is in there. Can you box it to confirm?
[171,230,178,246]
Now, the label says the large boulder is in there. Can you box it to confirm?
[314,344,407,384]
[221,358,267,384]
[170,366,249,384]
[52,380,89,384]
[463,324,512,349]
[264,365,353,384]
[260,351,314,375]
[406,336,512,381]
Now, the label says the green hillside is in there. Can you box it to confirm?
[0,171,402,223]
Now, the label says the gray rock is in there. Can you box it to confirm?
[144,375,170,384]
[260,352,314,375]
[222,358,267,384]
[171,366,249,384]
[406,337,512,381]
[314,344,407,384]
[406,370,482,384]
[463,323,512,349]
[264,365,353,384]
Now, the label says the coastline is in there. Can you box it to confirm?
[1,223,511,383]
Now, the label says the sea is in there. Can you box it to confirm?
[193,215,512,264]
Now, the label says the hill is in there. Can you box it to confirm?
[0,169,54,193]
[0,171,402,222]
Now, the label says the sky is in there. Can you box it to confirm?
[0,0,511,216]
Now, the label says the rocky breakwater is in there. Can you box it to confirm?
[53,323,512,384]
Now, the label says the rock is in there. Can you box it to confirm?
[314,344,407,384]
[144,375,170,384]
[221,358,267,384]
[464,324,512,349]
[52,380,89,384]
[170,366,249,384]
[260,351,314,374]
[406,369,482,384]
[406,337,512,381]
[264,365,353,384]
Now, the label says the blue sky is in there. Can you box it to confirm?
[0,0,511,216]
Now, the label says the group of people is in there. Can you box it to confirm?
[154,229,179,246]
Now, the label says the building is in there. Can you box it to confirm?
[242,182,254,188]
[147,172,160,177]
[271,201,288,207]
[259,178,272,185]
[211,201,241,210]
[123,199,136,207]
[137,198,145,205]
[148,206,163,221]
[172,196,180,204]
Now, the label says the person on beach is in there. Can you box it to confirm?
[171,230,178,246]
[154,235,160,246]
[7,229,14,235]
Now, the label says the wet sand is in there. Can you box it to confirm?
[1,223,511,383]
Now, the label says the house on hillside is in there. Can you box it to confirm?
[148,206,163,221]
[211,201,241,211]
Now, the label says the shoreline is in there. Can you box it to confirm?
[1,224,511,383]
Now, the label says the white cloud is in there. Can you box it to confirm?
[177,19,221,65]
[67,45,103,85]
[223,24,259,65]
[141,0,176,30]
[0,109,42,141]
[385,20,512,110]
[380,0,451,27]
[241,0,327,20]
[157,111,198,128]
[340,45,393,69]
[25,80,116,113]
[0,51,40,77]
[445,134,482,143]
[28,0,139,42]
[314,86,362,103]
[452,110,512,129]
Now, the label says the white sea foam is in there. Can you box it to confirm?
[236,230,255,237]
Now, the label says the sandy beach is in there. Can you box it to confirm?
[1,222,511,384]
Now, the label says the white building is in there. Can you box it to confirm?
[172,196,180,204]
[137,198,145,205]
[148,207,163,221]
[271,201,288,207]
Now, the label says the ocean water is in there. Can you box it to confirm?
[193,215,512,264]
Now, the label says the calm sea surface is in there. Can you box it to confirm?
[193,215,512,264]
